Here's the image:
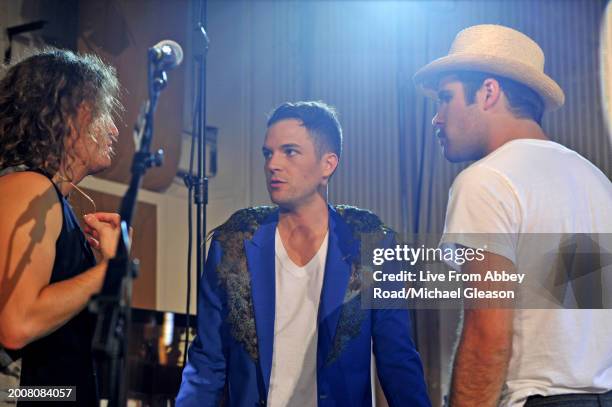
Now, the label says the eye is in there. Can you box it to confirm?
[436,95,451,107]
[436,91,453,108]
[262,149,272,160]
[284,147,298,157]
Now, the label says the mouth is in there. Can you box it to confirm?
[269,179,286,188]
[103,134,118,158]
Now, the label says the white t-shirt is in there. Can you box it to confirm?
[440,139,612,406]
[267,228,329,407]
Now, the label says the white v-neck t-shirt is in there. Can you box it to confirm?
[267,228,329,407]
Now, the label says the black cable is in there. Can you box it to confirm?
[183,169,193,368]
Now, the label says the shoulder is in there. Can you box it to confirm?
[451,162,515,197]
[333,205,393,235]
[0,170,57,194]
[0,171,61,215]
[0,171,62,253]
[212,206,277,240]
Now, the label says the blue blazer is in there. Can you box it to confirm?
[177,206,431,406]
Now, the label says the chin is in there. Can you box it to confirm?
[269,194,287,206]
[443,145,480,163]
[442,147,457,162]
[269,195,296,210]
[444,152,465,163]
[87,159,112,175]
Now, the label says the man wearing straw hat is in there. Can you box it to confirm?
[414,25,612,406]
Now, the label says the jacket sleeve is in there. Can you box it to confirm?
[371,233,431,407]
[372,306,431,407]
[176,238,228,407]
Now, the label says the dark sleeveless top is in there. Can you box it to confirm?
[6,171,99,406]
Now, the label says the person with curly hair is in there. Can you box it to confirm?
[0,49,123,405]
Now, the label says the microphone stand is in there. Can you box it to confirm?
[90,51,168,407]
[193,3,210,312]
[179,0,209,368]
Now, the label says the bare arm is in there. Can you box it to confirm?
[450,252,516,407]
[0,172,118,349]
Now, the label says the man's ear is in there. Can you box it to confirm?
[321,152,339,182]
[481,78,502,110]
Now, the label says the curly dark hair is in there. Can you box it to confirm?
[0,48,121,178]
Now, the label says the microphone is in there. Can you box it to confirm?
[149,40,183,70]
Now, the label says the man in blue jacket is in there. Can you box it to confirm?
[177,101,430,406]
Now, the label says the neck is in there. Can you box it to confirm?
[278,194,329,237]
[52,167,86,197]
[487,116,548,153]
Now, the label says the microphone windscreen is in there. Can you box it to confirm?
[154,39,184,68]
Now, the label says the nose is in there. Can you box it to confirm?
[265,152,282,173]
[109,120,119,137]
[431,112,442,130]
[432,109,448,137]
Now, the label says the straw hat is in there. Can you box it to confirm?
[413,24,565,111]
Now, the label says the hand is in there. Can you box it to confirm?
[83,212,121,260]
